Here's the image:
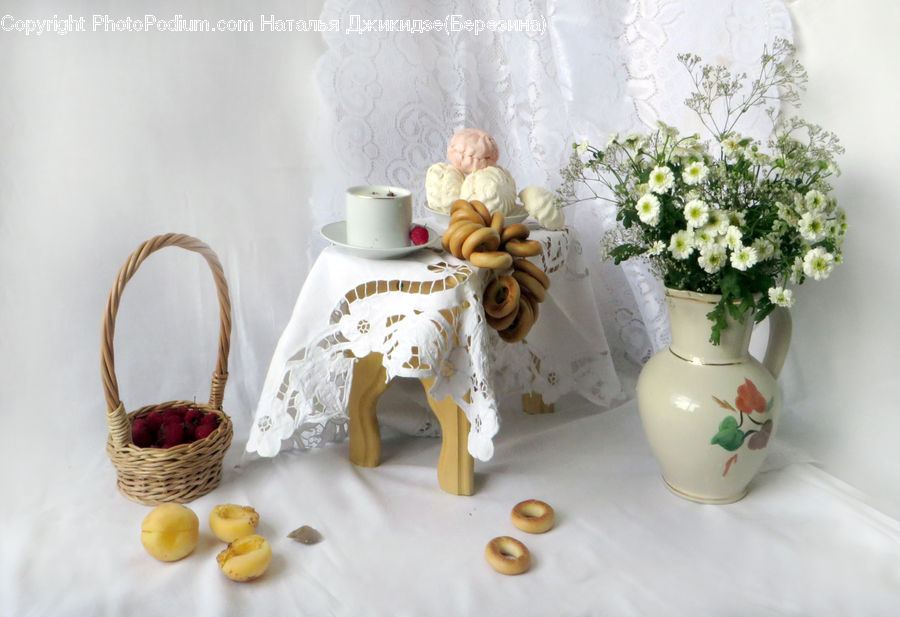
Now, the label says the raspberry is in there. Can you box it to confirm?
[199,412,219,428]
[131,417,154,448]
[194,424,216,440]
[409,225,429,246]
[144,412,163,432]
[184,408,201,426]
[162,409,185,424]
[161,421,184,448]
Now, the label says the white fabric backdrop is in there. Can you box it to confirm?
[3,0,900,613]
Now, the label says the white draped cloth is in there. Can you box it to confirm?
[312,0,794,367]
[248,227,621,460]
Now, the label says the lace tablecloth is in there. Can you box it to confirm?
[247,226,621,461]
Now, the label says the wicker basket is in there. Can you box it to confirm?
[102,233,234,505]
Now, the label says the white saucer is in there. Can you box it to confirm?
[426,207,528,226]
[321,221,439,259]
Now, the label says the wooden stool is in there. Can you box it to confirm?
[348,353,475,495]
[347,353,555,495]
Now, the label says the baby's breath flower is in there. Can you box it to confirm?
[682,161,709,185]
[698,245,727,274]
[802,247,835,280]
[768,286,795,308]
[636,194,661,225]
[669,230,694,260]
[683,199,709,228]
[648,166,675,194]
[790,256,805,284]
[730,245,759,271]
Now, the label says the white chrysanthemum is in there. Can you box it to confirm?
[799,211,826,242]
[694,225,717,249]
[683,199,709,228]
[668,230,694,260]
[648,166,675,194]
[776,201,798,225]
[575,141,589,155]
[698,245,727,274]
[752,238,776,261]
[727,211,747,227]
[707,209,730,234]
[648,240,666,256]
[721,134,744,157]
[682,161,709,186]
[802,247,835,280]
[768,286,795,308]
[805,190,826,210]
[606,133,619,147]
[724,225,744,250]
[636,194,661,225]
[730,245,759,271]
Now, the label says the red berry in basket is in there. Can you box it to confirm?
[161,421,184,448]
[162,409,185,424]
[185,408,201,426]
[200,412,219,428]
[409,225,429,246]
[144,412,163,432]
[194,423,216,440]
[131,417,154,448]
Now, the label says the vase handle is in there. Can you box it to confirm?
[762,307,792,379]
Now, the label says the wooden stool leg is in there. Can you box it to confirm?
[348,353,390,468]
[522,392,554,414]
[420,378,475,496]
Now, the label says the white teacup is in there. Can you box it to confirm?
[346,185,413,249]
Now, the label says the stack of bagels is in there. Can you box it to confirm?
[441,199,550,343]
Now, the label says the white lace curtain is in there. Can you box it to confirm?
[312,0,793,375]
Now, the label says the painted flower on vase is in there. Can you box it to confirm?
[710,378,774,475]
[735,378,766,414]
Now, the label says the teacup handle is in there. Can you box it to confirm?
[762,307,792,379]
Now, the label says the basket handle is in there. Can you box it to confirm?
[101,234,232,425]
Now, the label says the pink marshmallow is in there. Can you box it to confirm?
[446,128,499,174]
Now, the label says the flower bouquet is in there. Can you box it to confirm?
[559,39,846,344]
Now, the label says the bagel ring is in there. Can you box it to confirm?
[483,275,521,319]
[448,221,483,259]
[504,239,542,258]
[485,303,520,331]
[461,227,501,260]
[470,251,513,270]
[442,220,478,255]
[523,292,540,323]
[484,536,531,575]
[450,209,485,225]
[501,223,530,243]
[450,199,473,213]
[490,211,505,235]
[511,499,555,534]
[513,259,550,290]
[498,295,535,343]
[512,270,547,303]
[469,200,493,226]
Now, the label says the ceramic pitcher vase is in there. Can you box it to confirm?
[637,288,792,504]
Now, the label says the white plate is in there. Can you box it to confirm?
[321,221,439,259]
[426,207,528,226]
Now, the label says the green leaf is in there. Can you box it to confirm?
[609,243,646,265]
[711,416,745,451]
